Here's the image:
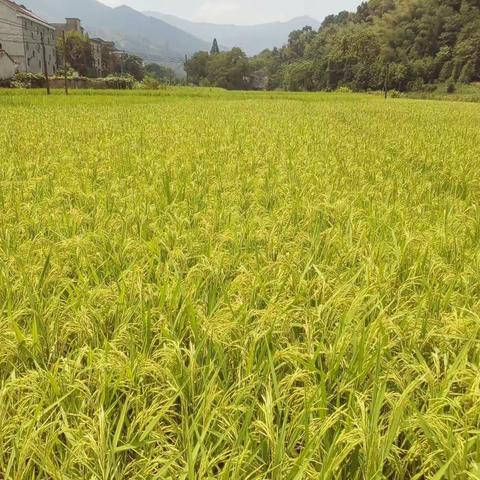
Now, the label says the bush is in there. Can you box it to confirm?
[11,72,44,88]
[447,81,456,94]
[459,61,475,84]
[422,84,437,93]
[336,86,352,93]
[408,79,425,92]
[102,76,134,90]
[390,89,401,98]
[136,76,170,91]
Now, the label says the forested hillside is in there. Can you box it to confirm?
[258,0,480,91]
[186,0,480,91]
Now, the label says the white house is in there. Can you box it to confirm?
[0,0,56,76]
[0,47,16,79]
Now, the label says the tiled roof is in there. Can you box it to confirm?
[1,0,52,26]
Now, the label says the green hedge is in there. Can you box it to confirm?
[6,73,134,90]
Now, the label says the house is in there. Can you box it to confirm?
[0,0,56,75]
[88,37,123,78]
[90,38,104,77]
[0,47,16,79]
[52,19,108,78]
[51,17,84,37]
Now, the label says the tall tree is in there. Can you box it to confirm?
[210,38,220,55]
[184,51,209,84]
[56,31,94,77]
[122,55,145,81]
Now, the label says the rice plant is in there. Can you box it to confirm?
[1,89,480,479]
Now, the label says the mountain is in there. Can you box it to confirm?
[143,13,321,56]
[21,0,210,68]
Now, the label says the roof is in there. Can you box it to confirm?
[1,0,54,29]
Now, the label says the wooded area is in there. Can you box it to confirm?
[185,0,480,91]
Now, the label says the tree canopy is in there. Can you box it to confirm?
[185,48,251,89]
[186,0,480,92]
[259,0,480,91]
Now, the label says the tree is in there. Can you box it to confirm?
[207,48,250,89]
[186,0,480,92]
[123,55,145,81]
[56,31,94,77]
[184,51,209,84]
[145,63,175,82]
[210,38,220,55]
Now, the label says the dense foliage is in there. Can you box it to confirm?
[55,32,147,80]
[185,48,251,89]
[5,72,135,89]
[186,0,480,91]
[145,63,176,83]
[1,88,480,478]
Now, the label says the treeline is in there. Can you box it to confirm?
[185,0,480,92]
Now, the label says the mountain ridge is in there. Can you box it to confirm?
[21,0,210,68]
[143,11,321,56]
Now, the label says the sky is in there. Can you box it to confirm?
[99,0,361,25]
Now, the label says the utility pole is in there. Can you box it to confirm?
[384,63,390,99]
[326,57,331,91]
[40,32,50,95]
[62,31,68,95]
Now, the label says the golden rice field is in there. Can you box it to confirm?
[1,88,480,479]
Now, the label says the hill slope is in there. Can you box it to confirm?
[22,0,210,66]
[144,12,321,56]
[256,0,480,91]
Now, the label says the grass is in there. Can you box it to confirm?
[404,82,480,103]
[1,88,480,479]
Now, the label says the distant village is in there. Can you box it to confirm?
[0,0,130,81]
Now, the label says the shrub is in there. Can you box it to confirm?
[103,76,134,90]
[11,72,44,88]
[141,75,161,90]
[422,84,437,93]
[336,86,353,93]
[408,79,425,92]
[447,81,456,94]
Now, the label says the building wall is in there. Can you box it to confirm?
[21,16,55,75]
[65,18,83,33]
[0,1,56,75]
[91,40,102,77]
[0,0,25,67]
[52,18,84,39]
[0,51,16,79]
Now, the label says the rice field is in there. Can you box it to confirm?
[1,88,480,479]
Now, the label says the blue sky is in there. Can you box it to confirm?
[99,0,361,24]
